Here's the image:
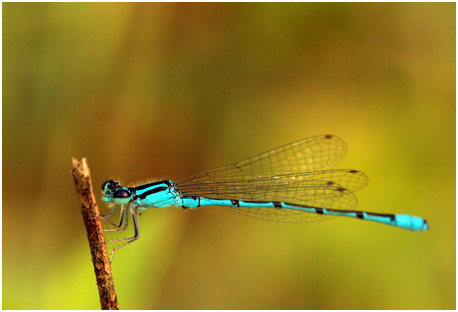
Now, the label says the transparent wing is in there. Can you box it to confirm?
[177,134,347,185]
[175,135,366,223]
[176,170,367,223]
[177,169,368,198]
[224,186,358,223]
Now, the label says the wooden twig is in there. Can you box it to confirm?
[72,158,119,310]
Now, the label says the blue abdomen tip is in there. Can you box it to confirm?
[396,214,429,231]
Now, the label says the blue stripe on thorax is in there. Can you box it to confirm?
[131,180,170,196]
[130,180,179,209]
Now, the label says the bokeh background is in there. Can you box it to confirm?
[3,3,455,309]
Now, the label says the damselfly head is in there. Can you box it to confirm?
[101,180,133,204]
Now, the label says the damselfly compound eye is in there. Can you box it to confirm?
[102,180,121,191]
[113,188,132,199]
[101,180,112,191]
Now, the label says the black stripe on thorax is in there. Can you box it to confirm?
[134,186,169,200]
[132,180,170,191]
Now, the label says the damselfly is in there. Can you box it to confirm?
[101,135,429,261]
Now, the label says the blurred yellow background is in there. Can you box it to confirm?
[3,3,455,309]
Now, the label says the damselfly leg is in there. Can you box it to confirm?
[106,207,140,262]
[102,205,128,231]
[101,204,141,262]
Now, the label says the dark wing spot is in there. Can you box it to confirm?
[348,170,359,173]
[337,187,346,192]
[324,134,333,139]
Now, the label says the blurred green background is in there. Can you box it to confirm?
[3,3,455,309]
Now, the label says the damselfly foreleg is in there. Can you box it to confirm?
[106,207,140,262]
[102,205,129,232]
